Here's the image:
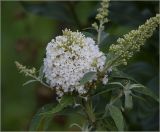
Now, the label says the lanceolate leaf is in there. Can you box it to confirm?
[129,84,145,89]
[92,87,117,97]
[79,72,97,85]
[108,105,124,131]
[29,95,74,131]
[82,31,95,39]
[110,69,138,83]
[103,118,117,131]
[29,103,55,131]
[41,95,74,115]
[132,86,159,102]
[124,90,133,109]
[23,79,38,86]
[108,82,124,88]
[131,93,146,102]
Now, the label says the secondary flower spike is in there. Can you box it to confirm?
[109,14,160,66]
[43,29,107,99]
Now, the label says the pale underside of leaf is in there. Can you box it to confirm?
[124,90,133,109]
[108,82,124,88]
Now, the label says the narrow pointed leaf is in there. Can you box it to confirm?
[23,79,38,86]
[108,82,124,88]
[132,86,159,102]
[41,95,74,115]
[108,105,124,131]
[129,84,145,89]
[93,87,117,97]
[124,90,133,109]
[131,93,146,102]
[29,103,55,131]
[29,95,74,130]
[70,123,82,129]
[111,70,138,83]
[79,72,96,85]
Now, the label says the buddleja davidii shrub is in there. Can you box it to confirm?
[15,0,160,131]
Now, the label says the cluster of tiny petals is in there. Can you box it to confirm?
[43,29,107,98]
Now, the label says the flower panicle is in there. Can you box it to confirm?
[43,29,107,99]
[92,0,110,31]
[15,61,36,77]
[109,14,160,66]
[96,0,110,23]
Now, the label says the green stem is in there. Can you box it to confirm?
[29,75,51,88]
[82,96,96,131]
[97,20,103,45]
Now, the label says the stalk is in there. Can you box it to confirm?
[97,21,103,45]
[82,96,96,131]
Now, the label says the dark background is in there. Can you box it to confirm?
[1,1,159,131]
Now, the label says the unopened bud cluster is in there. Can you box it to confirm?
[92,0,110,31]
[96,0,109,23]
[109,14,160,65]
[15,61,36,77]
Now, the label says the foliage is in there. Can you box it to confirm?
[2,0,159,131]
[15,0,159,130]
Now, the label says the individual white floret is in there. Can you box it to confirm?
[102,75,108,85]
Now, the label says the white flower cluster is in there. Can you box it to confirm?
[43,29,107,99]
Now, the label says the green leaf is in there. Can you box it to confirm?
[82,31,95,39]
[103,118,118,131]
[23,79,38,86]
[92,87,117,97]
[124,90,133,109]
[108,82,124,88]
[131,93,146,102]
[129,83,145,89]
[108,105,124,131]
[70,123,82,130]
[41,95,74,115]
[110,69,138,83]
[79,72,96,85]
[60,95,74,106]
[29,95,74,131]
[132,86,159,102]
[29,103,55,131]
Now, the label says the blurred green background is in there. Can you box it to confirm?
[1,1,159,131]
